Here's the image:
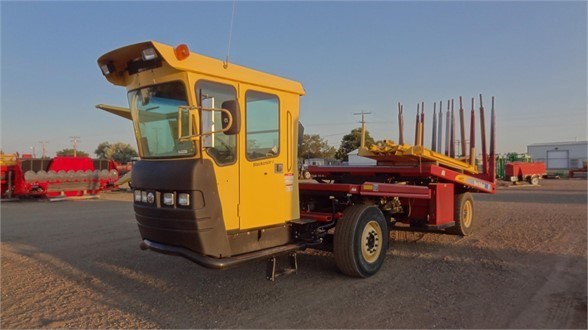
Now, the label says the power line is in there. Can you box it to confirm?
[353,111,372,148]
[39,141,49,158]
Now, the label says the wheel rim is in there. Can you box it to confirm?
[361,220,383,263]
[462,200,473,228]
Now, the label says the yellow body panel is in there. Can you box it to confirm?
[98,41,305,95]
[0,154,17,166]
[237,84,300,230]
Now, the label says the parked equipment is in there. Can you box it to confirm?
[97,41,496,279]
[505,162,546,185]
[0,156,118,200]
[569,160,588,179]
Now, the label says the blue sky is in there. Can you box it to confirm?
[1,1,586,156]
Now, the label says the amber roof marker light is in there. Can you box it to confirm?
[174,44,190,61]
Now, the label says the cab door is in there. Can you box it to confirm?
[195,80,240,231]
[239,88,294,230]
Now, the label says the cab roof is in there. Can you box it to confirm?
[97,41,305,95]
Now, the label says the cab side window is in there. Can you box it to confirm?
[246,91,279,160]
[196,81,237,165]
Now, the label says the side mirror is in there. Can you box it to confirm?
[221,100,240,135]
[298,122,305,146]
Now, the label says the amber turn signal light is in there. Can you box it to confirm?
[174,44,190,61]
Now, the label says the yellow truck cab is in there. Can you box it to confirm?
[98,41,306,268]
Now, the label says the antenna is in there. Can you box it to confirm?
[223,0,237,69]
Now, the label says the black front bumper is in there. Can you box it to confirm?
[140,239,306,269]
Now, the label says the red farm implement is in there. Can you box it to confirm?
[1,155,119,200]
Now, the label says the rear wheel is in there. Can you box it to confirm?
[334,204,389,278]
[447,192,476,236]
[528,175,539,185]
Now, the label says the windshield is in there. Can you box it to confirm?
[128,81,195,158]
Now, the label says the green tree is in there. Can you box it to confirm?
[94,141,111,159]
[335,128,375,161]
[104,142,138,163]
[94,141,138,163]
[56,148,89,157]
[299,134,336,160]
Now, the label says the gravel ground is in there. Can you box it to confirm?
[1,179,586,328]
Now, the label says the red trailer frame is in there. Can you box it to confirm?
[299,163,494,231]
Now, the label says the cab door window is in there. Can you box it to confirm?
[195,81,237,165]
[246,91,279,160]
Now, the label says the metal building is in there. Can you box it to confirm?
[347,148,377,165]
[527,141,588,171]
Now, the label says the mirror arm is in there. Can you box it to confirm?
[177,106,234,141]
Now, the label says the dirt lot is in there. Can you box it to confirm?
[1,179,586,328]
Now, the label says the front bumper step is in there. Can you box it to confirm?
[140,239,307,270]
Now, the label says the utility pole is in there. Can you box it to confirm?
[39,141,49,158]
[70,136,80,157]
[353,111,372,148]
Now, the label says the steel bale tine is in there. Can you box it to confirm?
[459,96,466,157]
[490,97,495,156]
[400,104,404,145]
[398,103,403,145]
[450,99,455,158]
[480,94,487,175]
[414,104,420,145]
[470,97,476,166]
[432,102,437,151]
[420,102,425,146]
[445,101,450,156]
[437,101,443,152]
[490,96,496,179]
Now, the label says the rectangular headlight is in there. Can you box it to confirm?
[142,48,158,61]
[134,190,142,202]
[178,193,190,206]
[141,191,148,203]
[163,193,175,206]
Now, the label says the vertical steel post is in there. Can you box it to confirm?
[470,97,476,167]
[459,96,466,157]
[450,99,455,158]
[445,101,450,156]
[420,102,425,146]
[489,96,496,181]
[414,104,420,146]
[398,103,404,145]
[437,101,443,152]
[432,103,437,151]
[480,94,487,175]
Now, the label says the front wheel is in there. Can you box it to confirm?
[334,204,389,278]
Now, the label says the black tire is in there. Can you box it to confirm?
[447,192,476,236]
[528,176,539,185]
[334,204,389,278]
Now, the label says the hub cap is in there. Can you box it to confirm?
[462,200,473,228]
[361,220,383,263]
